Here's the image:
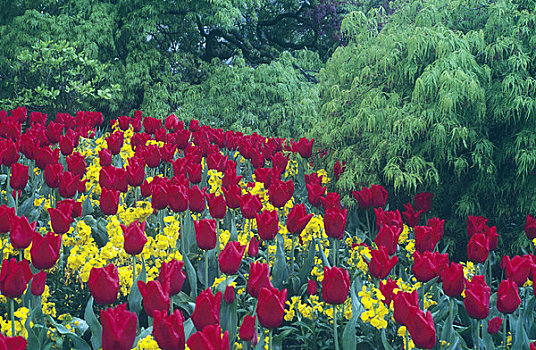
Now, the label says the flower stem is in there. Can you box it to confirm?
[291,236,295,275]
[10,298,15,337]
[333,304,339,350]
[132,255,137,281]
[205,251,209,289]
[503,316,507,348]
[269,329,273,350]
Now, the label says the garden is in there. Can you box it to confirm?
[1,0,536,349]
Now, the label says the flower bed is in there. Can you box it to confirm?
[1,106,536,349]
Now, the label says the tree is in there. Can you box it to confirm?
[314,0,536,257]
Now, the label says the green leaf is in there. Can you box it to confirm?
[317,239,331,269]
[84,297,102,350]
[181,248,198,298]
[298,238,317,285]
[45,315,91,350]
[381,328,394,350]
[342,315,356,350]
[272,233,289,289]
[128,257,147,316]
[220,299,238,344]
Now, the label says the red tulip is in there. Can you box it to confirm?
[414,225,440,253]
[322,266,350,305]
[48,207,73,234]
[287,204,313,235]
[31,270,47,296]
[501,255,532,286]
[402,203,422,227]
[100,188,119,215]
[0,205,15,234]
[0,258,33,298]
[0,331,27,349]
[187,162,202,184]
[46,121,63,144]
[393,290,419,326]
[2,140,20,167]
[427,217,445,241]
[121,221,147,255]
[307,182,326,207]
[57,199,82,218]
[412,251,439,282]
[247,237,260,257]
[158,259,186,296]
[370,184,388,208]
[194,219,217,250]
[525,214,536,239]
[106,131,124,155]
[441,262,465,297]
[414,192,433,213]
[487,317,502,335]
[352,187,373,209]
[153,309,185,350]
[240,193,263,219]
[256,210,279,241]
[30,232,62,270]
[187,324,229,350]
[293,137,314,158]
[189,185,206,213]
[66,152,86,177]
[497,279,521,314]
[126,159,145,187]
[467,233,489,263]
[222,184,242,209]
[324,207,347,240]
[467,215,488,238]
[374,225,401,256]
[368,246,398,279]
[99,149,112,167]
[320,192,341,211]
[44,163,63,188]
[10,163,29,190]
[375,208,403,230]
[484,225,498,251]
[224,285,235,304]
[206,193,226,219]
[222,168,242,188]
[88,264,119,305]
[191,288,222,331]
[379,278,399,306]
[101,303,137,350]
[307,279,317,296]
[10,215,37,250]
[406,308,436,349]
[268,179,294,208]
[239,315,257,343]
[257,287,287,329]
[58,171,80,198]
[219,241,246,275]
[138,280,171,318]
[247,262,273,298]
[463,275,490,319]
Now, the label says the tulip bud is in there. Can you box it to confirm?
[224,285,235,304]
[31,270,47,296]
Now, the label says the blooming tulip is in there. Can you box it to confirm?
[467,233,489,263]
[374,225,401,256]
[487,317,502,335]
[247,262,273,298]
[257,287,287,329]
[0,258,33,298]
[324,207,347,240]
[30,232,62,270]
[101,303,137,350]
[0,331,27,349]
[441,262,465,297]
[463,275,490,319]
[88,264,119,305]
[368,246,398,279]
[287,204,313,235]
[218,241,246,275]
[158,259,186,296]
[153,309,186,350]
[256,210,279,241]
[406,308,436,349]
[414,192,433,213]
[239,315,257,343]
[525,214,536,239]
[194,219,217,250]
[191,288,222,331]
[402,203,422,227]
[31,270,47,296]
[138,280,171,318]
[322,266,350,305]
[121,221,147,255]
[10,163,28,190]
[10,215,37,250]
[497,279,521,314]
[187,324,229,350]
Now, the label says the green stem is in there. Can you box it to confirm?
[18,250,22,262]
[10,298,15,337]
[291,236,295,275]
[476,319,480,350]
[503,316,507,348]
[205,251,209,289]
[269,329,273,350]
[333,304,339,350]
[132,255,137,281]
[14,190,18,216]
[365,210,372,244]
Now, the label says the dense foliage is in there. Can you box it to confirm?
[315,0,536,256]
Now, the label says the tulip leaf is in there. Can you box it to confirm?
[380,328,394,350]
[317,239,331,269]
[6,191,15,208]
[298,238,317,285]
[25,307,42,350]
[132,326,153,348]
[272,233,289,289]
[84,297,102,350]
[45,315,92,350]
[18,195,35,216]
[171,292,196,315]
[183,318,195,341]
[181,209,197,254]
[214,275,238,293]
[128,257,147,317]
[220,299,238,344]
[181,248,198,298]
[342,315,357,350]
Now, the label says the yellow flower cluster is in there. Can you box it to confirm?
[0,307,29,337]
[358,285,389,330]
[134,335,160,349]
[207,169,223,194]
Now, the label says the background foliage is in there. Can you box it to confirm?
[2,0,536,258]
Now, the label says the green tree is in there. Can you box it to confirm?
[315,0,536,256]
